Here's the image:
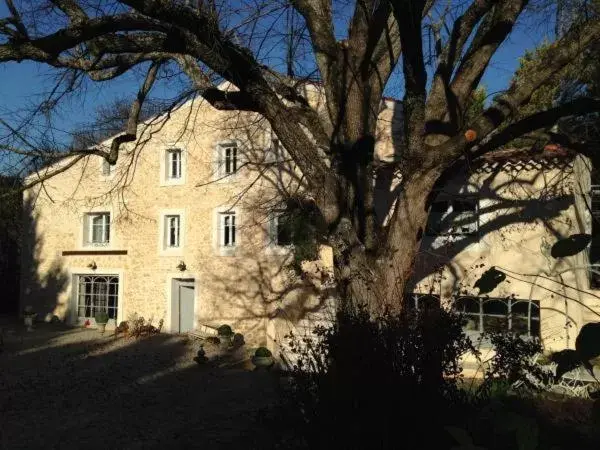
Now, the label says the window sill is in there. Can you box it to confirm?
[217,246,238,257]
[63,250,127,256]
[160,178,185,187]
[160,248,184,257]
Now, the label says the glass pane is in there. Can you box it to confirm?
[463,314,480,332]
[483,299,508,315]
[511,317,529,335]
[483,315,509,333]
[453,199,476,213]
[231,215,236,245]
[456,297,480,314]
[418,295,440,311]
[512,301,540,319]
[276,214,293,246]
[530,320,541,337]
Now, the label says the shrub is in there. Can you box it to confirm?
[217,324,233,336]
[480,331,548,395]
[94,311,109,324]
[255,346,272,357]
[280,306,477,449]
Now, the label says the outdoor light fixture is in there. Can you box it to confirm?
[176,260,187,272]
[87,261,97,270]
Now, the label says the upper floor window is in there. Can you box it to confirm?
[590,185,600,288]
[101,160,114,177]
[269,211,294,247]
[266,138,282,163]
[216,142,239,178]
[84,212,110,246]
[165,215,181,248]
[220,212,236,248]
[167,149,182,180]
[426,195,478,236]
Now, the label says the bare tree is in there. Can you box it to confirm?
[1,0,600,314]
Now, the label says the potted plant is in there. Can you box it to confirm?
[217,324,234,349]
[23,306,36,332]
[94,311,110,334]
[252,346,274,369]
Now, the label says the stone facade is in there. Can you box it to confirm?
[19,90,600,354]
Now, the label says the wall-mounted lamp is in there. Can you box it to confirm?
[87,261,97,271]
[176,260,187,272]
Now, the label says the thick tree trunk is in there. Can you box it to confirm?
[330,166,441,316]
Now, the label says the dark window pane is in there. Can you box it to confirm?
[277,214,294,246]
[483,315,509,333]
[512,301,539,319]
[530,320,541,337]
[483,299,508,315]
[453,199,476,213]
[463,314,481,332]
[419,295,440,311]
[511,317,529,335]
[456,297,480,314]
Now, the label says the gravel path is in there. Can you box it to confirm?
[0,321,280,449]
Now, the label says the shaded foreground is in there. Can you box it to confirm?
[0,319,278,450]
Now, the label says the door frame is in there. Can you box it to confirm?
[165,272,199,333]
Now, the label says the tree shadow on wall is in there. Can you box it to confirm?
[19,195,70,322]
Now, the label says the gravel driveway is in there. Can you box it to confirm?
[0,320,280,449]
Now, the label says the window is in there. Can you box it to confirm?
[77,275,119,321]
[216,142,239,177]
[269,212,294,247]
[167,149,182,180]
[266,138,281,163]
[85,213,110,246]
[219,212,237,248]
[590,185,600,288]
[455,296,540,338]
[404,293,441,314]
[427,195,478,236]
[165,215,180,248]
[101,160,114,177]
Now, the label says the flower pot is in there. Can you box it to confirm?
[24,315,35,332]
[252,355,274,369]
[97,322,107,334]
[218,334,233,350]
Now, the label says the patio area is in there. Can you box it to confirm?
[0,318,280,449]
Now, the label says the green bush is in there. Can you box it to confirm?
[217,324,233,336]
[95,311,109,324]
[255,346,272,357]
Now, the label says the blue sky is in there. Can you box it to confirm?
[0,2,557,149]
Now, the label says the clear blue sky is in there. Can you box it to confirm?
[0,2,556,149]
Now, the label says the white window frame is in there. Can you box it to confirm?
[265,135,282,163]
[158,209,185,256]
[160,145,187,186]
[69,267,124,327]
[100,158,115,179]
[213,208,239,256]
[83,212,111,247]
[214,140,240,181]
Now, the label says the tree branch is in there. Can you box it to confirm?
[391,0,428,156]
[435,18,600,160]
[426,0,499,127]
[471,97,600,157]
